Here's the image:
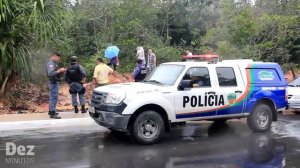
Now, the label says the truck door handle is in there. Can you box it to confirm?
[208,91,216,94]
[235,90,242,93]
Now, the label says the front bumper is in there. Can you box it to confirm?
[287,100,300,110]
[89,108,131,132]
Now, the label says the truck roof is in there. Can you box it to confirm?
[162,60,278,67]
[162,62,209,66]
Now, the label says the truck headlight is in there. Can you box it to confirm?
[105,93,125,104]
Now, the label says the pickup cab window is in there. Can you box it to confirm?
[216,67,237,87]
[182,67,211,88]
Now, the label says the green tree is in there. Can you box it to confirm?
[0,0,67,102]
[204,0,299,63]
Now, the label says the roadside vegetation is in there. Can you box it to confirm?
[0,0,299,109]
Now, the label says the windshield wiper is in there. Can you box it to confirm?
[144,80,163,85]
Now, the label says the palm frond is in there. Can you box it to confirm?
[0,0,68,98]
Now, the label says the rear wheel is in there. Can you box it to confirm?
[131,111,165,145]
[247,104,273,132]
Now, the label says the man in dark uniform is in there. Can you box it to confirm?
[65,56,87,113]
[132,59,147,82]
[46,52,66,119]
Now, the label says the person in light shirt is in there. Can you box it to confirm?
[136,46,146,65]
[93,58,113,87]
[147,48,156,72]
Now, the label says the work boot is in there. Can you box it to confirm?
[50,113,61,119]
[48,110,58,116]
[74,106,79,113]
[48,110,52,115]
[81,105,86,113]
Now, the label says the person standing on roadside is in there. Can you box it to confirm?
[108,56,119,71]
[147,48,156,72]
[93,58,113,87]
[136,46,146,65]
[65,56,87,113]
[46,52,66,119]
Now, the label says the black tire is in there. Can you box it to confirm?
[247,104,273,132]
[131,111,165,145]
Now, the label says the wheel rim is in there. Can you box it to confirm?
[139,119,159,139]
[256,111,269,128]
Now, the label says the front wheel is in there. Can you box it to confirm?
[131,111,165,145]
[247,104,273,132]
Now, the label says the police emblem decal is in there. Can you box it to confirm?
[227,93,237,105]
[258,70,274,81]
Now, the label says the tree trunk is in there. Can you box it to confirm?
[166,10,169,41]
[291,63,296,79]
[0,76,9,104]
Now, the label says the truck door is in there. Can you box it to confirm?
[214,66,246,115]
[175,67,218,120]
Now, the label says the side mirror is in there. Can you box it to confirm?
[178,80,192,90]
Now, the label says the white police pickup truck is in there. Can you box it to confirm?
[89,60,287,144]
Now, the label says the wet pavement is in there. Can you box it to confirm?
[0,113,300,168]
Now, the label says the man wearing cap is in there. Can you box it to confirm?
[46,52,66,119]
[65,56,87,113]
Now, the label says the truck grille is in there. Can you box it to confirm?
[91,91,107,105]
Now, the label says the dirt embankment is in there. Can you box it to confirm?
[0,73,133,114]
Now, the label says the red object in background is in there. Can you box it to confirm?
[182,51,219,62]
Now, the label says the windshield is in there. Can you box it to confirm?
[289,76,300,87]
[144,64,185,85]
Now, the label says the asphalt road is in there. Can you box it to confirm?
[0,113,300,168]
